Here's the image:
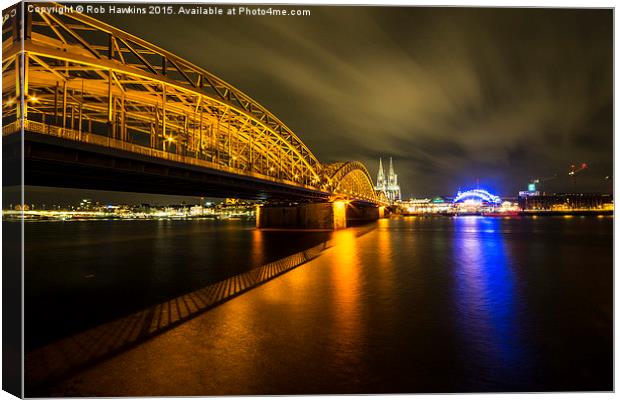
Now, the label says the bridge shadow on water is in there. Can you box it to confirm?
[25,224,377,395]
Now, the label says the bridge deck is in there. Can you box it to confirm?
[4,121,334,201]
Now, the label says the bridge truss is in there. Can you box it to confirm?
[2,3,386,205]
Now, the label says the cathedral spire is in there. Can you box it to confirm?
[375,156,401,202]
[377,158,385,188]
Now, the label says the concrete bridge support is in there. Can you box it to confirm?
[256,201,385,230]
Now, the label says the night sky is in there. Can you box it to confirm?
[20,6,614,204]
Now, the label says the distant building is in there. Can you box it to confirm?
[401,197,452,214]
[518,193,613,211]
[375,157,401,202]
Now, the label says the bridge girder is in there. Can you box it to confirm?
[2,3,385,205]
[324,161,386,204]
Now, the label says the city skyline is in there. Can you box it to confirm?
[84,6,613,199]
[3,4,613,396]
[8,7,612,204]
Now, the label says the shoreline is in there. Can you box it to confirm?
[400,210,614,217]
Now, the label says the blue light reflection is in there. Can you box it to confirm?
[452,216,527,388]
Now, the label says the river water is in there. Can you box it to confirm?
[23,215,612,392]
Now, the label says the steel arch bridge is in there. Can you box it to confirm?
[2,3,387,205]
[324,162,389,203]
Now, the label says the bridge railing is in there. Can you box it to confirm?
[2,5,327,190]
[5,119,325,192]
[1,5,385,205]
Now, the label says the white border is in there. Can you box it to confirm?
[0,1,615,400]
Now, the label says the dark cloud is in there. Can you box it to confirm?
[49,5,613,200]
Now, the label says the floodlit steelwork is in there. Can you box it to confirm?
[2,3,386,205]
[324,161,388,203]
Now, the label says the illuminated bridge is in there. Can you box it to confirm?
[2,5,387,227]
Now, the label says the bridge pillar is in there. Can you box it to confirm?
[256,200,384,230]
[256,201,349,230]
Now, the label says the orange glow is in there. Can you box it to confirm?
[329,229,362,363]
[376,218,396,295]
[332,200,347,229]
[251,228,265,267]
[378,206,386,218]
[255,205,261,228]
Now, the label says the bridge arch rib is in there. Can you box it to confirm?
[2,4,387,205]
[2,3,324,189]
[324,161,383,203]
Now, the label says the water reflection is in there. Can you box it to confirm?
[28,217,612,395]
[25,219,332,350]
[251,229,266,267]
[375,218,396,296]
[330,229,364,370]
[452,217,525,388]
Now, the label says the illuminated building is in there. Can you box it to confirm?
[452,189,502,215]
[518,182,540,198]
[402,197,452,214]
[375,157,401,203]
[453,189,501,205]
[518,193,613,211]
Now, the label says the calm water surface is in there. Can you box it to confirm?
[24,219,332,349]
[24,215,612,392]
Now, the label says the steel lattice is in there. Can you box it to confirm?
[2,3,386,205]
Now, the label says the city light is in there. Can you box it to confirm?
[3,200,259,221]
[1,4,614,398]
[453,189,501,204]
[332,200,348,229]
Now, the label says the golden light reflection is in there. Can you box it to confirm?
[255,205,261,228]
[377,217,390,228]
[258,244,307,304]
[207,285,262,384]
[378,206,386,218]
[376,218,396,295]
[250,229,320,306]
[332,200,347,230]
[251,228,265,267]
[329,229,363,363]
